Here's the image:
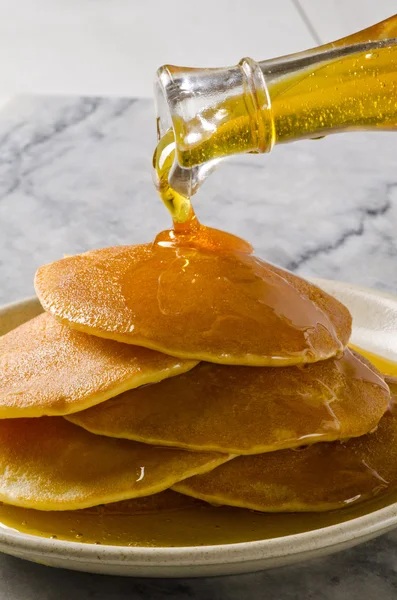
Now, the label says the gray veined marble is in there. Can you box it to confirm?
[0,96,396,599]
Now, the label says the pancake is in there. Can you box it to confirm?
[67,349,389,454]
[0,312,196,418]
[0,417,229,511]
[35,224,352,366]
[174,383,397,512]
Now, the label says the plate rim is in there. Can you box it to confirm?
[0,280,397,568]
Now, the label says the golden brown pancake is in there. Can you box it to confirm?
[0,312,196,418]
[174,384,397,512]
[0,417,229,511]
[35,225,352,366]
[67,349,389,454]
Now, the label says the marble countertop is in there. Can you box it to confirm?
[0,96,397,598]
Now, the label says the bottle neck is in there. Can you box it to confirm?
[154,17,397,197]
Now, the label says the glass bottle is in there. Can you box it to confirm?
[154,15,397,219]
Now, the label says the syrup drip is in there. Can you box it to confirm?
[153,128,191,225]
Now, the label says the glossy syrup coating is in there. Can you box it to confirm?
[0,366,396,546]
[0,417,229,511]
[0,312,197,418]
[174,382,397,512]
[67,349,389,455]
[35,217,352,366]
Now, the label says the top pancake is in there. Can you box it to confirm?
[35,225,352,366]
[0,312,196,418]
[67,349,390,454]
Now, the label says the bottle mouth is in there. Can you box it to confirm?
[153,59,272,198]
[154,65,193,197]
[154,64,225,197]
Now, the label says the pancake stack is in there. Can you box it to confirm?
[0,223,395,518]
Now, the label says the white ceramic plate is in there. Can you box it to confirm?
[0,279,397,578]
